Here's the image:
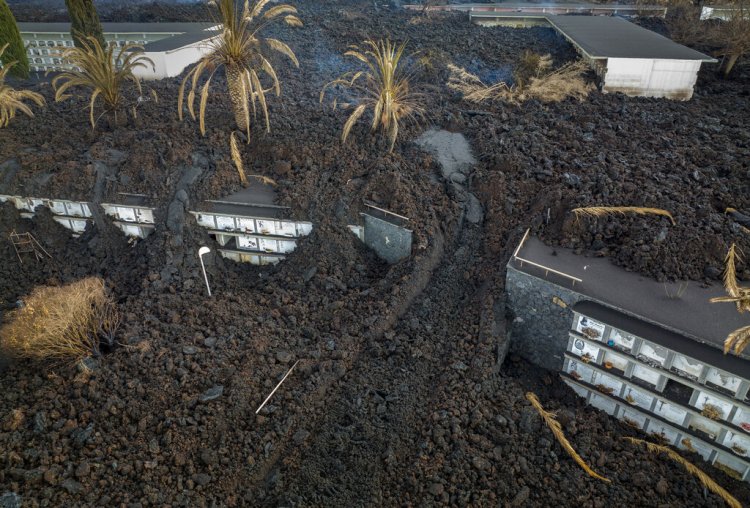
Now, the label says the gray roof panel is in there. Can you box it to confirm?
[18,22,213,34]
[510,236,750,360]
[143,30,218,52]
[546,15,716,61]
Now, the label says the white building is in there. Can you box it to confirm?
[470,13,717,99]
[18,22,219,80]
[507,233,750,482]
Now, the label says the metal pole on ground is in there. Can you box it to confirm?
[198,246,212,297]
[256,360,300,414]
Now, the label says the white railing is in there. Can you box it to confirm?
[512,228,583,286]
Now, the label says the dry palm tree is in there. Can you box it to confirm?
[178,0,302,137]
[710,243,750,355]
[0,43,45,128]
[320,39,425,153]
[51,36,154,130]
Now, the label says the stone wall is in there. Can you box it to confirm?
[505,266,583,370]
[362,214,413,264]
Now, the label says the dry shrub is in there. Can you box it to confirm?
[514,50,550,89]
[666,5,704,45]
[0,277,119,363]
[624,437,741,508]
[0,44,45,128]
[525,392,611,482]
[447,55,592,105]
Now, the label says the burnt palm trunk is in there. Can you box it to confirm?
[226,65,249,133]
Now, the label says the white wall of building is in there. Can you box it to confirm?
[135,37,217,80]
[603,58,702,100]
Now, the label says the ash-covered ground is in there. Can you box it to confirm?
[1,1,749,506]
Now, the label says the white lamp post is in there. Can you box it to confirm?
[198,246,212,297]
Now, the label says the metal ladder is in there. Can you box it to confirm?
[9,230,52,264]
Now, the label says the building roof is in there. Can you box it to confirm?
[509,235,750,361]
[573,301,749,378]
[545,15,716,61]
[18,22,218,52]
[18,22,214,34]
[193,184,290,221]
[143,29,219,52]
[411,2,669,12]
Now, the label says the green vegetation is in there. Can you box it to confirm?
[64,0,106,49]
[0,0,29,79]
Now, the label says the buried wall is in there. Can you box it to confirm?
[505,266,583,370]
[602,58,702,100]
[362,213,413,264]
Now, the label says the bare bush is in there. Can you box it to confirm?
[712,3,750,77]
[448,55,592,105]
[0,277,119,363]
[666,5,705,45]
[666,1,749,78]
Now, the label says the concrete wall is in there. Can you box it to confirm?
[603,58,701,100]
[136,38,217,80]
[505,266,583,370]
[21,30,214,79]
[362,213,413,264]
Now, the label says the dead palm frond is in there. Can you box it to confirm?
[320,39,425,153]
[525,392,611,483]
[722,325,750,356]
[623,438,741,508]
[724,208,750,234]
[710,243,750,355]
[178,0,301,138]
[712,244,750,314]
[51,36,154,130]
[0,44,45,128]
[571,206,676,226]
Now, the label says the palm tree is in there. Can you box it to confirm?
[178,0,302,137]
[320,39,425,153]
[51,36,154,130]
[0,44,45,128]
